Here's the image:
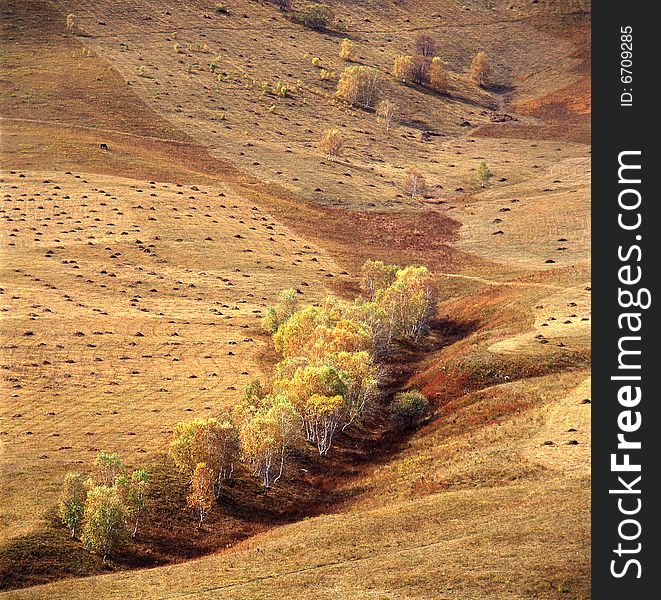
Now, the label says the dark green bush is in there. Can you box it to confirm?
[390,390,429,427]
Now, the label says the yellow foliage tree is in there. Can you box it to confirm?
[429,57,448,93]
[187,463,214,529]
[169,417,240,498]
[392,55,414,83]
[470,51,492,88]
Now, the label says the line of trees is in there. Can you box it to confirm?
[167,260,436,526]
[60,263,435,540]
[58,452,150,561]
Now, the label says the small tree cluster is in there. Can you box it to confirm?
[261,288,299,333]
[336,66,380,108]
[294,4,334,30]
[169,416,240,500]
[392,34,449,93]
[319,129,344,160]
[59,452,150,561]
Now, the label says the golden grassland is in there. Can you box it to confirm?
[1,0,590,597]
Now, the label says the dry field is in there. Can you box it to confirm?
[1,0,590,598]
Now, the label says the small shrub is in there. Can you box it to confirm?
[339,38,355,61]
[319,129,344,160]
[391,390,429,427]
[274,0,292,10]
[319,68,332,80]
[415,33,437,58]
[295,3,334,30]
[311,56,321,67]
[275,81,288,96]
[470,51,492,88]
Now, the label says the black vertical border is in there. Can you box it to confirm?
[592,2,658,597]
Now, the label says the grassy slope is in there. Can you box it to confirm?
[1,0,590,597]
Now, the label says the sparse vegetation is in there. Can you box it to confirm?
[273,0,292,10]
[336,66,379,108]
[319,128,344,160]
[2,1,591,595]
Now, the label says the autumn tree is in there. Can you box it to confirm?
[392,55,414,83]
[58,472,86,537]
[116,469,150,538]
[81,486,128,561]
[336,66,380,108]
[187,463,214,528]
[403,166,426,198]
[376,99,397,132]
[319,129,344,160]
[415,33,437,58]
[477,161,493,187]
[94,451,124,487]
[339,38,355,61]
[470,51,492,88]
[240,395,298,490]
[274,363,348,454]
[169,417,240,499]
[261,288,299,334]
[375,265,437,341]
[429,57,448,93]
[361,260,399,301]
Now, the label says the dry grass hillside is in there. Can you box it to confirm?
[1,0,590,598]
